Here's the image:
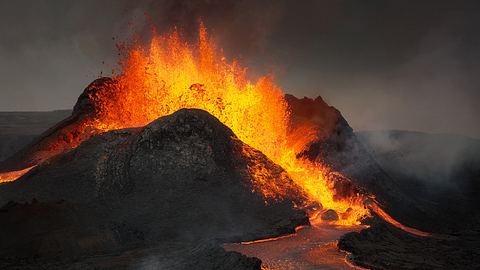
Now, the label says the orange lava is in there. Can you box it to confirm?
[240,225,308,245]
[367,202,431,237]
[0,166,35,183]
[224,222,367,270]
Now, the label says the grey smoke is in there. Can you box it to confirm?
[357,130,480,190]
[0,0,479,138]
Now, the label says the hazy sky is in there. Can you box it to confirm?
[0,0,479,137]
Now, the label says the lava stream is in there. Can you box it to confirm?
[224,216,368,270]
[367,202,431,237]
[0,166,35,183]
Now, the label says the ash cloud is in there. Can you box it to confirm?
[0,0,479,138]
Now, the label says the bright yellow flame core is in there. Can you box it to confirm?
[91,25,368,225]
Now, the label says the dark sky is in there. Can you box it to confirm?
[0,0,479,138]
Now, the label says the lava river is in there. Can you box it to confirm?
[224,217,366,270]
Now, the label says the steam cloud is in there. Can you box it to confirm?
[0,0,479,138]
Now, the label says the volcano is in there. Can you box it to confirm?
[1,24,479,270]
[0,25,372,227]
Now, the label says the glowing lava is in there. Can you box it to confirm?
[0,166,35,183]
[224,216,368,270]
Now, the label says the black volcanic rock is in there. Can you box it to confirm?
[0,109,307,267]
[0,240,261,270]
[0,200,117,259]
[338,219,480,270]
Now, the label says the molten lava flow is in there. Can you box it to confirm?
[74,23,369,225]
[367,201,431,237]
[224,221,367,270]
[0,166,35,183]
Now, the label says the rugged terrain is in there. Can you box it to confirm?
[339,218,480,270]
[0,109,308,269]
[1,87,479,269]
